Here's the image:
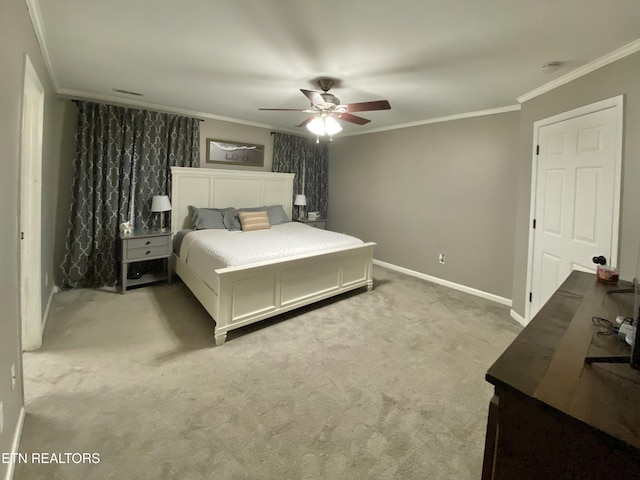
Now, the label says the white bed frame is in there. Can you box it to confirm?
[170,167,375,345]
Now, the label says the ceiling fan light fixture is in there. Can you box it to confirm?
[324,116,343,136]
[306,116,326,136]
[306,115,343,137]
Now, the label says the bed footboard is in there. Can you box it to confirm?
[174,243,375,345]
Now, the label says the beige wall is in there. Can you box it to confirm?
[0,0,63,472]
[199,118,274,171]
[511,51,640,317]
[328,112,520,299]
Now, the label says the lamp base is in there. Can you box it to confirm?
[151,212,171,231]
[151,212,162,231]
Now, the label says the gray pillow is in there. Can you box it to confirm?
[223,207,265,231]
[189,206,233,230]
[265,205,289,225]
[188,205,198,224]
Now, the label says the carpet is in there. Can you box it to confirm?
[14,265,521,479]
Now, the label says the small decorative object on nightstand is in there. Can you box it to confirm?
[297,217,326,230]
[120,229,172,293]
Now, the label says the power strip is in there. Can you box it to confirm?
[618,323,636,339]
[616,315,632,325]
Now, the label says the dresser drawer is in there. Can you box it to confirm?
[306,221,326,229]
[120,231,172,293]
[127,236,169,249]
[126,244,171,261]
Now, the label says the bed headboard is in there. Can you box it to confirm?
[170,167,295,231]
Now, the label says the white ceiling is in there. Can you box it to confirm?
[32,0,640,136]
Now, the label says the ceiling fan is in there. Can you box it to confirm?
[259,79,391,138]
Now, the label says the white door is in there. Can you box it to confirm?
[529,100,621,319]
[20,55,44,351]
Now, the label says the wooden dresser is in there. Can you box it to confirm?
[482,271,640,480]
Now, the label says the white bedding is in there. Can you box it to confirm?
[179,222,364,293]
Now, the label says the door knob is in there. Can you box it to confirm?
[592,256,607,265]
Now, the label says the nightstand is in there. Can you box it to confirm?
[120,229,172,293]
[297,218,327,230]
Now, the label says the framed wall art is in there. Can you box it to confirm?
[206,138,265,167]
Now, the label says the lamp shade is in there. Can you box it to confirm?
[294,194,307,206]
[306,117,325,136]
[151,195,172,212]
[324,116,343,136]
[306,115,343,137]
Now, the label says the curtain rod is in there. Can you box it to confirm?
[70,99,204,121]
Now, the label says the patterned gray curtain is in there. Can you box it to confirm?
[272,133,329,220]
[60,101,200,288]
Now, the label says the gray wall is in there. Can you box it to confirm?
[328,112,520,299]
[0,0,63,473]
[511,51,640,317]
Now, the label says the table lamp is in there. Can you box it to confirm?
[294,194,307,221]
[151,195,171,231]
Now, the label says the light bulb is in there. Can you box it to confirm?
[306,117,325,136]
[306,115,342,138]
[324,116,343,136]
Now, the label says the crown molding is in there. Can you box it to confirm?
[341,104,522,137]
[59,88,521,138]
[25,0,58,90]
[517,38,640,103]
[57,88,300,133]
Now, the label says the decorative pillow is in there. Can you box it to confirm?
[223,206,265,231]
[238,211,271,232]
[265,204,289,225]
[189,205,233,230]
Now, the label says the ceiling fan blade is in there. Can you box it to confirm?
[296,117,315,128]
[344,100,391,112]
[258,108,309,111]
[301,89,326,106]
[339,112,371,125]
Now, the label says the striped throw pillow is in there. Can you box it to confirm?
[238,211,271,232]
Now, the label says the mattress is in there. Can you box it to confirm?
[178,222,364,293]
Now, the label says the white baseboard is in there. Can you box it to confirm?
[373,259,512,306]
[41,285,58,334]
[4,406,25,480]
[510,309,527,327]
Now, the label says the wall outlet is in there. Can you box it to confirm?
[10,364,16,391]
[438,253,446,264]
[0,401,3,434]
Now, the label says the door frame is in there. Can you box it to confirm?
[20,54,45,351]
[524,95,623,323]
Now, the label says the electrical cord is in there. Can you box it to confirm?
[591,316,617,335]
